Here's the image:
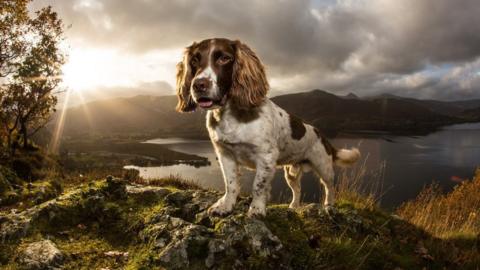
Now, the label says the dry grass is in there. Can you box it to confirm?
[133,174,203,190]
[335,154,386,210]
[397,168,480,238]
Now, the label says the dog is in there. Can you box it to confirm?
[175,38,360,217]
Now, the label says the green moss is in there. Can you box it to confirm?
[3,176,480,270]
[125,244,158,270]
[56,232,128,270]
[0,157,63,208]
[0,165,19,197]
[0,178,168,269]
[264,205,315,268]
[21,180,62,205]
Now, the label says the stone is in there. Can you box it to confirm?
[19,240,63,269]
[126,185,171,198]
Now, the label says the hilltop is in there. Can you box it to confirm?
[1,175,479,269]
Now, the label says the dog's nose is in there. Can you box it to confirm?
[193,78,210,92]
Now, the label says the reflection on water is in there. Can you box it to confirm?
[126,123,480,208]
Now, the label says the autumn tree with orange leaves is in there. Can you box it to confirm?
[0,0,65,156]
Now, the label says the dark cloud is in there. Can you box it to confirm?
[32,0,480,100]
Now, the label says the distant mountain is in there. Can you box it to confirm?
[272,89,462,134]
[367,93,480,115]
[344,92,359,99]
[57,90,480,139]
[59,95,206,138]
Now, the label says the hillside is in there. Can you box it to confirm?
[368,93,480,116]
[1,176,479,269]
[272,90,461,134]
[57,90,480,139]
[60,95,206,138]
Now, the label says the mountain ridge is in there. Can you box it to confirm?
[57,89,480,139]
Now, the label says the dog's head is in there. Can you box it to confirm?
[175,38,269,112]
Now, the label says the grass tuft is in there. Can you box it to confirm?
[134,174,203,190]
[397,168,480,238]
[335,154,386,211]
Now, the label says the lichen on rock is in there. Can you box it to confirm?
[18,239,63,270]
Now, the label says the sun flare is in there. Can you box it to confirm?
[61,46,181,93]
[61,48,118,91]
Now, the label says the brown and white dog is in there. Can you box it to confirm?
[176,38,360,217]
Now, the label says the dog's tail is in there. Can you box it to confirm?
[335,148,361,167]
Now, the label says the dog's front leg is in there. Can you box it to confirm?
[248,159,276,218]
[208,151,240,216]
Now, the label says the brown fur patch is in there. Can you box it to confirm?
[289,114,306,140]
[230,41,269,109]
[230,103,261,123]
[175,44,197,112]
[314,128,337,160]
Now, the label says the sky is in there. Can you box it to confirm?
[30,0,480,104]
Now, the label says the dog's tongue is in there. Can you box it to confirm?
[198,100,213,108]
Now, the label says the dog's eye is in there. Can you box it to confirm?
[191,56,200,66]
[217,55,232,65]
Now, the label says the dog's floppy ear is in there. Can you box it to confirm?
[230,40,269,109]
[175,44,197,112]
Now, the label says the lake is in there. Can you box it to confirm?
[125,123,480,209]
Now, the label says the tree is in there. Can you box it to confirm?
[0,0,29,156]
[11,6,64,149]
[0,0,29,78]
[0,1,64,155]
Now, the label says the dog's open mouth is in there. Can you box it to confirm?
[197,97,214,108]
[196,95,227,109]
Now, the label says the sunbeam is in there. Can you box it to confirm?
[73,87,93,129]
[49,88,71,153]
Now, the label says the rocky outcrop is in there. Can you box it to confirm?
[1,176,477,269]
[137,189,286,269]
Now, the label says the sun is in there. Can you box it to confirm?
[61,46,181,93]
[61,47,118,91]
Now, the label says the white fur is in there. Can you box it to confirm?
[206,99,361,217]
[196,66,216,81]
[336,148,361,167]
[191,44,221,101]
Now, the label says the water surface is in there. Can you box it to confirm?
[126,123,480,208]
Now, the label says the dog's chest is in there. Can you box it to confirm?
[206,110,262,167]
[207,110,258,145]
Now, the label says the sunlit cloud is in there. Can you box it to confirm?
[32,0,480,101]
[61,46,181,92]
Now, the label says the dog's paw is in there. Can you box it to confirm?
[247,205,266,218]
[207,199,232,216]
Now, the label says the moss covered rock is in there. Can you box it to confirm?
[18,239,64,270]
[1,177,479,269]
